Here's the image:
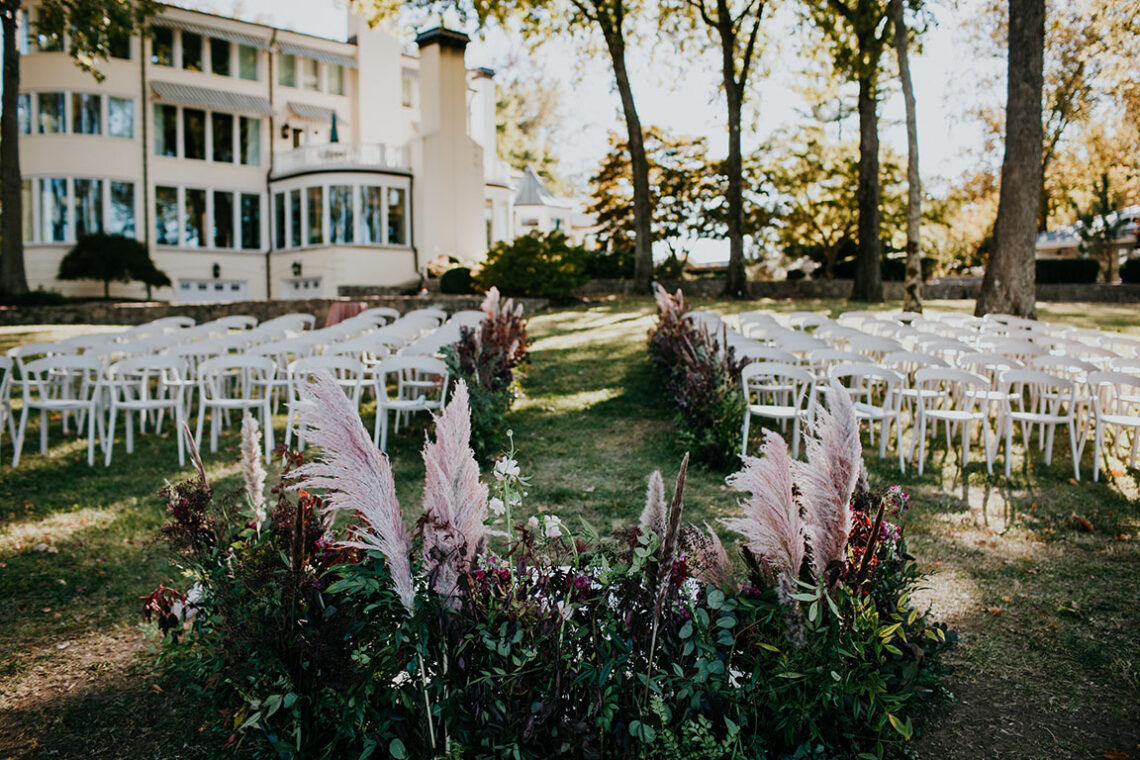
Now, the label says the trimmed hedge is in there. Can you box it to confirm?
[1035,258,1099,284]
[1120,258,1140,284]
[439,266,475,294]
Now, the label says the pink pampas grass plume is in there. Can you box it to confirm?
[421,380,488,600]
[639,470,667,540]
[793,378,861,583]
[181,421,208,486]
[240,413,267,530]
[288,370,415,615]
[722,429,806,578]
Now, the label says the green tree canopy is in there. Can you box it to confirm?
[57,233,169,299]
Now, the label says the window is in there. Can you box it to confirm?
[184,188,206,246]
[17,94,30,135]
[329,185,353,244]
[327,64,345,95]
[154,104,177,156]
[387,188,406,245]
[485,200,493,248]
[278,53,295,87]
[74,179,103,238]
[42,178,68,242]
[289,189,301,247]
[401,69,416,108]
[210,38,230,76]
[300,58,319,90]
[238,44,258,80]
[239,116,260,165]
[21,179,33,242]
[211,112,234,162]
[361,186,381,244]
[17,9,29,55]
[109,30,131,60]
[109,181,135,237]
[241,194,261,250]
[214,191,234,248]
[183,108,206,159]
[152,27,173,66]
[108,97,133,138]
[155,186,178,244]
[38,92,65,133]
[181,31,202,71]
[274,192,286,249]
[72,93,101,135]
[306,186,323,244]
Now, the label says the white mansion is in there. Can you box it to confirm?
[14,2,591,302]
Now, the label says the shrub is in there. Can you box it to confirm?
[57,233,170,299]
[475,231,590,300]
[1035,257,1099,284]
[655,252,688,280]
[786,268,807,281]
[144,374,952,760]
[439,266,475,294]
[583,247,635,279]
[647,286,745,469]
[1121,257,1140,284]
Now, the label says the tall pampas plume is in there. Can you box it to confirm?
[639,470,667,541]
[721,430,806,578]
[181,421,208,486]
[287,370,415,616]
[793,379,861,583]
[240,413,267,531]
[421,380,488,600]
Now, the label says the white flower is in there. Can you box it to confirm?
[493,457,520,482]
[527,516,540,531]
[488,497,506,517]
[543,515,564,540]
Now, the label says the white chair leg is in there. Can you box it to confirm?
[12,408,29,467]
[86,407,95,467]
[105,406,117,467]
[210,407,219,453]
[741,413,751,457]
[917,411,928,476]
[40,410,49,455]
[262,401,273,464]
[175,405,186,466]
[1068,421,1079,481]
[195,396,207,453]
[1093,424,1103,481]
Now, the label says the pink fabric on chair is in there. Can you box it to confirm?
[325,301,366,327]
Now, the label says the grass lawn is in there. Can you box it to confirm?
[1,296,1138,759]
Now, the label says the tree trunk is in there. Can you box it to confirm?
[976,0,1045,318]
[718,9,747,299]
[852,74,883,302]
[892,0,922,313]
[1,2,30,297]
[599,12,653,293]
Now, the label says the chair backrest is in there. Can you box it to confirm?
[402,308,446,327]
[828,364,903,409]
[740,362,815,409]
[20,355,102,403]
[375,355,450,404]
[197,355,276,401]
[882,350,950,375]
[1087,371,1140,419]
[359,306,401,324]
[327,335,392,364]
[1096,333,1140,358]
[738,346,798,365]
[260,313,316,333]
[289,356,364,393]
[201,315,258,335]
[137,316,196,333]
[1031,354,1097,381]
[808,349,872,379]
[787,312,832,332]
[849,335,904,358]
[1108,356,1140,375]
[913,367,989,413]
[738,312,783,340]
[448,310,487,330]
[956,352,1024,385]
[107,355,186,402]
[0,355,13,402]
[8,341,75,371]
[998,368,1076,417]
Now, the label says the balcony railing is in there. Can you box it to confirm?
[272,142,410,176]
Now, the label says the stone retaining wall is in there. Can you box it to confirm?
[0,295,549,328]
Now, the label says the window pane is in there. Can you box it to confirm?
[38,93,65,133]
[108,97,133,138]
[152,27,173,66]
[239,116,261,165]
[17,94,30,135]
[210,38,230,76]
[71,93,101,135]
[21,179,33,242]
[155,104,177,156]
[109,30,130,60]
[109,181,135,238]
[274,192,286,249]
[307,186,323,244]
[329,185,353,244]
[289,189,301,247]
[241,194,261,250]
[181,32,202,71]
[278,53,295,86]
[214,191,234,248]
[361,186,381,244]
[238,44,258,80]
[211,112,234,162]
[184,108,206,159]
[74,179,103,238]
[401,69,416,108]
[155,186,178,245]
[387,187,406,245]
[300,58,318,90]
[184,188,206,247]
[327,64,344,95]
[17,10,29,55]
[42,178,68,242]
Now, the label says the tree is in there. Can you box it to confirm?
[1072,172,1127,283]
[890,0,922,312]
[804,0,895,302]
[0,0,158,297]
[672,0,768,298]
[975,0,1045,318]
[495,68,571,194]
[57,233,169,299]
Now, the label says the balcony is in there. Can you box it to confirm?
[272,142,410,178]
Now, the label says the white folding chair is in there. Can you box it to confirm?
[1088,371,1140,482]
[103,355,187,467]
[374,355,449,452]
[913,367,994,476]
[0,357,17,458]
[997,369,1080,480]
[830,364,905,472]
[12,355,103,467]
[448,310,487,330]
[740,363,814,457]
[358,306,401,324]
[285,355,365,450]
[195,355,276,461]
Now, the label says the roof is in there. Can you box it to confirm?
[277,41,358,69]
[152,16,270,50]
[150,80,273,116]
[288,101,348,124]
[513,167,571,208]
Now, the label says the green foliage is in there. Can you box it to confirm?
[57,233,169,298]
[582,247,636,279]
[475,231,590,300]
[36,0,160,81]
[1119,257,1140,284]
[439,266,475,294]
[1035,258,1100,284]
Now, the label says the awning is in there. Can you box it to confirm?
[151,81,273,116]
[277,41,358,69]
[288,101,348,124]
[152,17,270,50]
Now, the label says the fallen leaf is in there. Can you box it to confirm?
[1101,751,1128,760]
[985,607,1003,615]
[151,684,164,694]
[1070,513,1094,533]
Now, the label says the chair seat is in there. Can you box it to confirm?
[924,409,983,423]
[747,404,798,420]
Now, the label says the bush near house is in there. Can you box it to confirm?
[475,231,590,300]
[439,265,475,294]
[1035,258,1099,284]
[57,233,171,299]
[1117,257,1140,284]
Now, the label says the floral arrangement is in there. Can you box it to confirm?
[143,365,952,759]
